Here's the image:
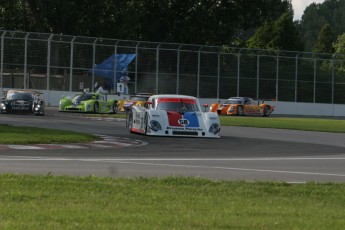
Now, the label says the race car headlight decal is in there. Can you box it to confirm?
[209,123,220,134]
[149,120,162,132]
[86,104,91,110]
[228,106,234,112]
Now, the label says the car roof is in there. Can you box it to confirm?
[6,89,39,94]
[228,97,252,100]
[150,94,198,100]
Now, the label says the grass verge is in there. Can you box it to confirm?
[100,113,345,133]
[1,174,344,229]
[219,116,345,133]
[0,124,99,144]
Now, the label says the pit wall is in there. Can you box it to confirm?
[10,89,345,117]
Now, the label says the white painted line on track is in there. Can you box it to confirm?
[1,156,345,178]
[96,161,345,178]
[7,145,45,150]
[1,156,345,161]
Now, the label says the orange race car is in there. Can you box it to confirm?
[210,97,275,117]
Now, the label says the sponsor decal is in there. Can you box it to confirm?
[158,98,196,104]
[167,126,203,131]
[167,111,199,127]
[178,119,189,126]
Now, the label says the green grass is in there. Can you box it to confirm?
[0,124,99,144]
[219,116,345,133]
[1,174,345,229]
[104,113,345,133]
[2,115,344,145]
[1,115,345,228]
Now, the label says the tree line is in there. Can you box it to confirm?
[0,0,344,58]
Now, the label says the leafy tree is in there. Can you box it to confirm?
[270,12,303,51]
[246,12,303,51]
[313,23,334,54]
[333,33,345,73]
[0,0,292,46]
[299,0,345,52]
[246,22,273,49]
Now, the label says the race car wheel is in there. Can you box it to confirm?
[237,106,244,116]
[144,113,149,134]
[263,106,271,117]
[126,110,133,131]
[94,102,99,114]
[112,102,118,114]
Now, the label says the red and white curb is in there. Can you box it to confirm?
[0,135,147,151]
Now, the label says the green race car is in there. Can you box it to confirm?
[59,91,118,114]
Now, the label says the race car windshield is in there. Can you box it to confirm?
[78,93,94,101]
[130,96,148,101]
[224,99,244,105]
[7,92,33,101]
[156,98,199,112]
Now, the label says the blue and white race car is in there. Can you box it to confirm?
[126,94,220,138]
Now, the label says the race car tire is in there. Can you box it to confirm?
[237,106,244,116]
[112,102,118,114]
[126,109,133,131]
[144,113,149,134]
[263,105,271,117]
[94,102,99,114]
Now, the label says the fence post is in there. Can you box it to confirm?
[46,34,54,91]
[217,51,220,99]
[135,42,140,94]
[24,33,29,89]
[276,52,279,101]
[197,46,202,98]
[313,58,316,103]
[237,49,241,97]
[156,43,161,94]
[69,36,76,92]
[331,54,336,104]
[114,40,119,94]
[92,38,98,92]
[0,31,6,92]
[176,44,181,94]
[256,54,260,99]
[295,53,299,102]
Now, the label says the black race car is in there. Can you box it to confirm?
[0,90,45,115]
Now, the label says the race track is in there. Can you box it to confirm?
[1,108,345,183]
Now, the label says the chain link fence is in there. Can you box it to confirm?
[1,30,345,104]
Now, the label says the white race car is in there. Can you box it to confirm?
[126,94,221,138]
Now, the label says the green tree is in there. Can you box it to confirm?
[246,22,273,49]
[313,23,334,54]
[246,12,303,51]
[299,0,345,52]
[0,0,292,46]
[333,33,345,73]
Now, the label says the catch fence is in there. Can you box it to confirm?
[1,30,345,103]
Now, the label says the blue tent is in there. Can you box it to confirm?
[92,54,136,85]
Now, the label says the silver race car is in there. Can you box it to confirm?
[126,94,220,138]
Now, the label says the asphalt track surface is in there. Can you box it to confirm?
[1,108,345,183]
